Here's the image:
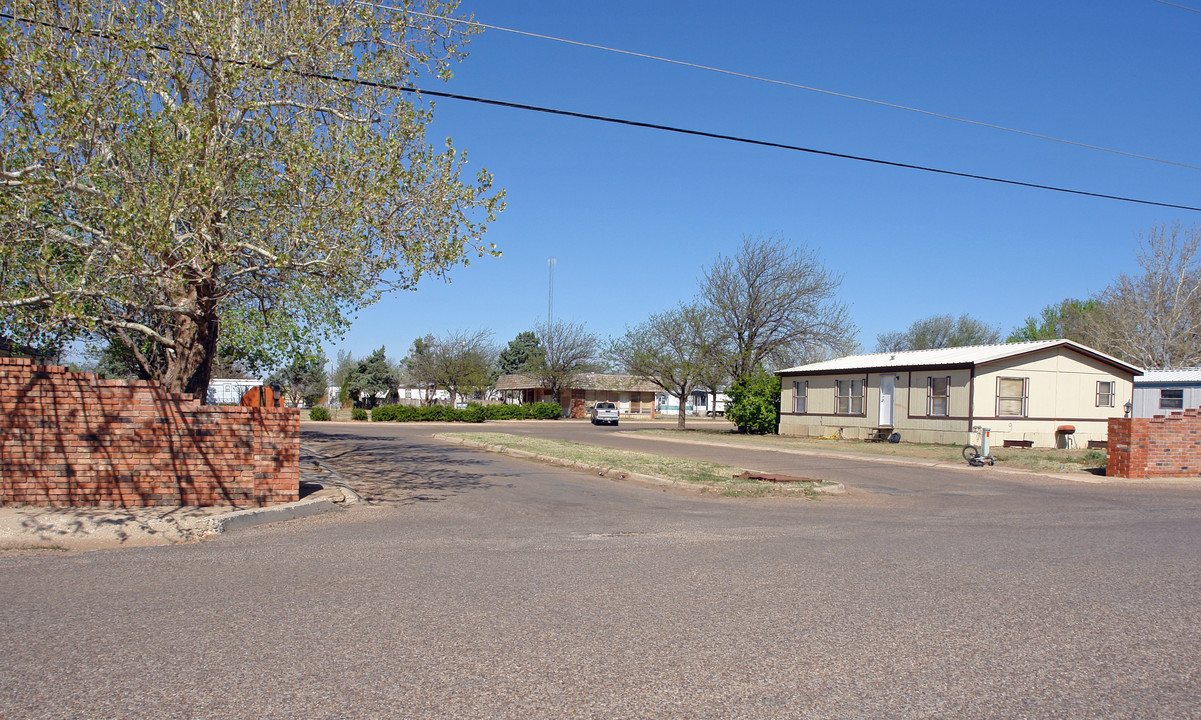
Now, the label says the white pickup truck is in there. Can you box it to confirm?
[589,401,619,426]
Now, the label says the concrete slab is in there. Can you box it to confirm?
[0,445,360,552]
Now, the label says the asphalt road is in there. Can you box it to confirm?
[2,419,1199,719]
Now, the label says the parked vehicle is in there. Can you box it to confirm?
[590,401,619,426]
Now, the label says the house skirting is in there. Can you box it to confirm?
[779,415,1109,448]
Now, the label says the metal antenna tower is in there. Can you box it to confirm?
[547,257,555,326]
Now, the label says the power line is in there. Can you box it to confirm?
[1151,0,1201,13]
[360,2,1201,172]
[3,11,1199,213]
[400,86,1201,213]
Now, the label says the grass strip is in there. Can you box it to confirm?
[436,432,836,497]
[634,428,1108,473]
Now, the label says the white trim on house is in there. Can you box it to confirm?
[779,339,1142,376]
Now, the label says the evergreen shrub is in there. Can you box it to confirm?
[363,401,562,423]
[532,402,562,419]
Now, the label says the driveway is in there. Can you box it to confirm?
[1,420,1198,719]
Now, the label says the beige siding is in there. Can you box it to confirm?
[585,389,655,415]
[780,348,1133,447]
[971,348,1132,446]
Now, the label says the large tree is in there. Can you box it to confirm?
[267,349,328,407]
[1091,222,1201,369]
[329,349,358,389]
[609,304,709,429]
[1006,298,1102,346]
[691,323,730,419]
[0,0,503,400]
[497,331,543,376]
[528,319,601,404]
[427,329,495,405]
[344,346,398,409]
[699,234,855,384]
[876,314,1000,352]
[401,334,442,405]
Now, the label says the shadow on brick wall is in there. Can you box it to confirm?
[0,358,298,508]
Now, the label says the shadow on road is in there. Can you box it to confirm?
[302,428,512,505]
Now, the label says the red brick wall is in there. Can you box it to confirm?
[0,357,298,507]
[1107,409,1201,479]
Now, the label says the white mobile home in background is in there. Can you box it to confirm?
[207,378,262,405]
[1132,369,1201,418]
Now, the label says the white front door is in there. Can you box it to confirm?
[879,375,895,427]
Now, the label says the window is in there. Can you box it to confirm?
[1096,381,1115,407]
[997,377,1028,417]
[793,380,808,413]
[927,376,950,416]
[1160,388,1184,410]
[835,378,864,415]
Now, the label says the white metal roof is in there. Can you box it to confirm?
[1136,368,1201,384]
[778,339,1143,375]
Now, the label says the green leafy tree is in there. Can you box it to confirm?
[0,0,503,401]
[1007,299,1102,345]
[344,346,398,410]
[328,349,358,408]
[876,314,1000,352]
[497,331,543,376]
[403,335,441,405]
[329,350,357,389]
[609,304,710,430]
[700,234,855,385]
[726,368,781,435]
[267,350,328,407]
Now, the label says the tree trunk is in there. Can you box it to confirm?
[159,280,221,403]
[165,313,219,404]
[677,400,686,430]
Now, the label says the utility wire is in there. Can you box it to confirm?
[360,2,1201,172]
[401,86,1201,213]
[2,11,1199,213]
[1151,0,1201,13]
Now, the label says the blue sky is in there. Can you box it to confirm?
[329,0,1201,366]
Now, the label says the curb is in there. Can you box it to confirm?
[435,434,845,496]
[196,489,351,537]
[191,447,365,538]
[613,431,1122,484]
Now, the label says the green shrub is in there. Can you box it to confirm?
[532,402,562,420]
[358,402,558,423]
[727,368,780,434]
[309,406,331,421]
[371,404,400,422]
[416,404,448,422]
[485,403,525,419]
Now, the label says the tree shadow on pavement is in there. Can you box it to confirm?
[301,429,513,505]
